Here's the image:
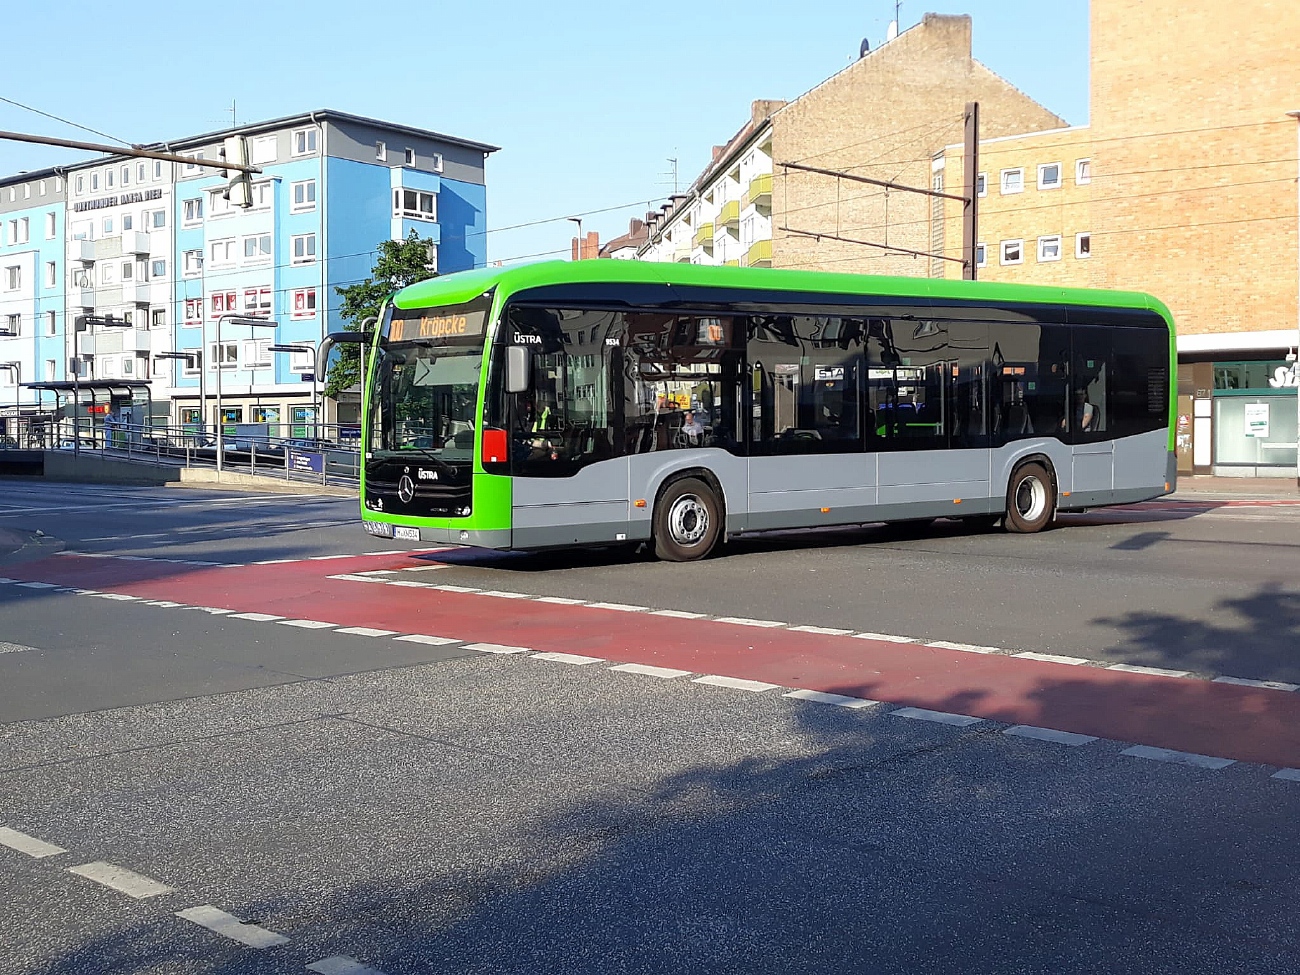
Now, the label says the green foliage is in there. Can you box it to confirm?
[325,230,438,397]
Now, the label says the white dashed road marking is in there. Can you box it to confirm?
[1121,745,1235,770]
[67,861,174,898]
[784,689,879,709]
[176,905,291,949]
[585,602,648,613]
[464,642,532,655]
[393,634,461,646]
[0,642,36,654]
[228,612,284,622]
[609,663,692,679]
[307,956,390,975]
[788,625,856,636]
[0,827,66,858]
[1004,725,1099,746]
[891,707,983,727]
[649,609,709,619]
[533,596,587,605]
[1213,676,1300,692]
[1108,664,1193,678]
[531,651,604,665]
[927,640,999,654]
[334,627,399,638]
[277,619,337,630]
[693,675,782,692]
[1014,652,1092,666]
[852,631,918,644]
[713,616,785,628]
[1272,768,1300,782]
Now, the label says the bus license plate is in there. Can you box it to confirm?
[394,526,420,541]
[363,521,393,538]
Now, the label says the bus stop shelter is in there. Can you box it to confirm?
[23,381,155,447]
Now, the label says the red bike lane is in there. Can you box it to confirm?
[7,551,1300,769]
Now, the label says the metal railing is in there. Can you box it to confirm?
[33,419,362,488]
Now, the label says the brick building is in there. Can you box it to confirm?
[637,15,1062,277]
[936,0,1300,476]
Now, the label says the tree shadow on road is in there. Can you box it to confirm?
[17,657,1300,975]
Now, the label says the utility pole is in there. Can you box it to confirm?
[963,101,980,280]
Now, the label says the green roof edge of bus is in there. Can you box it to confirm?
[385,260,1179,478]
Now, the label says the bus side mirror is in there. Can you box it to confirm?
[506,346,531,394]
[316,331,369,383]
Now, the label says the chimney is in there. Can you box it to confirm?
[750,99,787,126]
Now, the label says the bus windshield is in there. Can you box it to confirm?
[369,293,492,464]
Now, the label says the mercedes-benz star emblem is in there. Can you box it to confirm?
[397,474,415,504]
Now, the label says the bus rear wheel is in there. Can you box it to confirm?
[1005,462,1055,534]
[654,478,722,562]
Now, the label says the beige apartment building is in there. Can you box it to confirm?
[937,0,1300,476]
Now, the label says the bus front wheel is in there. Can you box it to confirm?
[654,478,722,562]
[1005,462,1055,534]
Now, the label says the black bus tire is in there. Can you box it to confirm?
[653,478,723,562]
[1005,462,1055,534]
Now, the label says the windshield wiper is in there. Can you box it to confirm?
[386,445,460,469]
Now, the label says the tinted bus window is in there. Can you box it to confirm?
[1109,326,1170,438]
[1070,325,1110,442]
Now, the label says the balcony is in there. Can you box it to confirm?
[121,230,150,257]
[746,172,772,208]
[73,286,95,309]
[673,244,692,263]
[716,199,740,230]
[692,221,714,249]
[72,239,95,266]
[121,278,150,305]
[743,239,772,268]
[723,259,739,267]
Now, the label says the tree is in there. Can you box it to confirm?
[325,230,437,398]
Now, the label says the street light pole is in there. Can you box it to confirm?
[1289,111,1300,489]
[215,314,279,476]
[268,343,317,439]
[568,216,583,260]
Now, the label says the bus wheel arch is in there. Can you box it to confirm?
[1005,456,1057,534]
[651,468,726,562]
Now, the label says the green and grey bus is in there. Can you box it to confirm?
[324,260,1175,561]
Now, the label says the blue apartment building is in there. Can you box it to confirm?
[0,110,495,439]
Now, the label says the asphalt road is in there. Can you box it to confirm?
[2,480,1300,974]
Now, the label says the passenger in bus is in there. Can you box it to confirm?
[1062,389,1096,433]
[680,410,705,446]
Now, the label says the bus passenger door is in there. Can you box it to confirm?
[1069,326,1114,497]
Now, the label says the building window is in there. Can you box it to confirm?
[122,214,133,231]
[1037,235,1062,262]
[103,216,114,236]
[121,310,135,328]
[1076,159,1092,185]
[291,233,317,264]
[151,259,166,279]
[975,172,986,197]
[376,141,386,162]
[91,173,100,192]
[4,265,20,290]
[242,287,272,316]
[45,212,56,238]
[1076,232,1092,259]
[122,356,135,377]
[244,338,272,368]
[209,238,237,266]
[74,175,84,195]
[250,136,277,165]
[1000,168,1024,195]
[138,162,146,182]
[430,152,443,173]
[393,189,436,221]
[182,198,204,225]
[209,342,238,370]
[290,179,316,212]
[38,180,46,197]
[181,354,202,377]
[210,291,238,317]
[2,315,19,336]
[154,161,163,180]
[46,310,57,336]
[184,298,203,324]
[151,308,166,328]
[183,250,204,276]
[105,169,114,189]
[1038,163,1062,190]
[45,359,56,382]
[975,242,987,268]
[121,261,133,281]
[0,361,19,385]
[120,165,130,186]
[403,147,416,167]
[10,217,29,244]
[249,181,273,210]
[149,210,166,229]
[291,288,317,318]
[208,190,233,218]
[183,152,203,175]
[45,262,56,288]
[292,128,318,155]
[243,234,273,263]
[1000,239,1024,265]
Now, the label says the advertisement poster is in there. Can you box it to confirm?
[1244,402,1270,439]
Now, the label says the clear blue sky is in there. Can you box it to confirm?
[0,1,1088,267]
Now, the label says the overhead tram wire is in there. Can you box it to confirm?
[0,96,135,147]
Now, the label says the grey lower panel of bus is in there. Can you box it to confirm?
[507,431,1173,550]
[411,526,513,548]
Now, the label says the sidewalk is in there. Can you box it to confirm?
[1172,473,1300,502]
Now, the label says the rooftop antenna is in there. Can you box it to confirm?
[887,0,901,40]
[660,157,679,194]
